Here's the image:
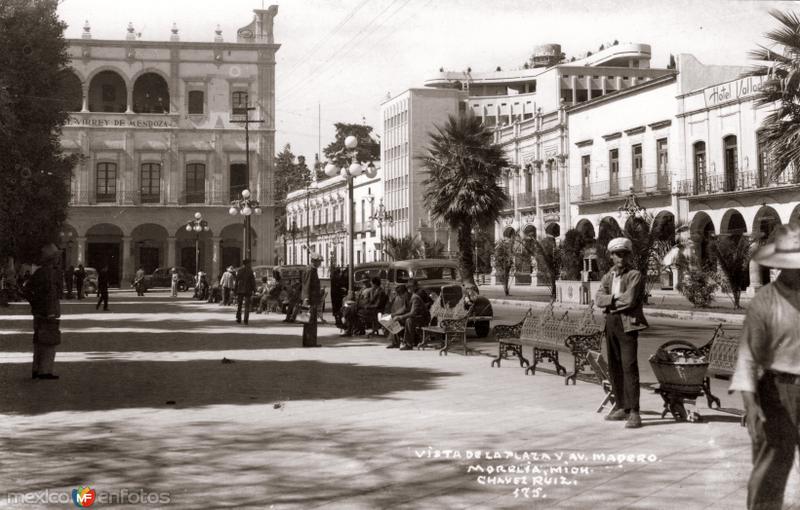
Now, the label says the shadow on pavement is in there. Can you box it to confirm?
[0,359,460,415]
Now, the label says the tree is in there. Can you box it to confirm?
[421,114,509,288]
[529,236,562,299]
[0,0,77,264]
[383,235,422,261]
[561,228,589,280]
[322,122,380,171]
[273,144,311,238]
[748,9,800,181]
[708,234,753,309]
[493,238,517,296]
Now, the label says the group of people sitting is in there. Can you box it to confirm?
[336,276,433,350]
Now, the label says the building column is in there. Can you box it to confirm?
[211,236,221,282]
[125,86,133,114]
[81,83,89,112]
[748,259,762,296]
[167,236,176,270]
[122,236,133,287]
[76,236,87,265]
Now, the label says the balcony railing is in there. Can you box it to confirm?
[675,169,800,196]
[516,192,536,209]
[538,187,560,205]
[573,172,671,202]
[69,186,265,206]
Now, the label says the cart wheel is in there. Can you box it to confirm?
[670,402,688,422]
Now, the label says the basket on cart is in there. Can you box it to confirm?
[649,340,709,394]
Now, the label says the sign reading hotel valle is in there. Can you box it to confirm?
[66,115,177,129]
[703,75,765,107]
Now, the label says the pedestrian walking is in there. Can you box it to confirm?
[74,264,86,299]
[595,237,648,429]
[234,259,256,325]
[96,266,110,311]
[220,266,235,305]
[64,265,75,299]
[731,223,800,510]
[170,268,179,297]
[301,252,323,347]
[23,243,62,380]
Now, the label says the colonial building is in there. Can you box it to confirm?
[284,166,383,278]
[59,7,279,286]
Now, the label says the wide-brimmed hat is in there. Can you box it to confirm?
[608,237,633,254]
[753,223,800,269]
[40,243,60,263]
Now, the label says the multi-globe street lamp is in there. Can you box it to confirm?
[368,197,393,261]
[185,212,209,275]
[324,135,377,299]
[288,219,300,264]
[229,189,262,262]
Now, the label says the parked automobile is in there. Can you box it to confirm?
[139,266,192,291]
[252,264,278,282]
[352,259,494,337]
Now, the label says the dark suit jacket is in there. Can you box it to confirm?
[595,267,648,333]
[234,267,256,295]
[302,265,321,305]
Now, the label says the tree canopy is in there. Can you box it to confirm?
[273,144,311,236]
[322,122,380,171]
[0,0,76,264]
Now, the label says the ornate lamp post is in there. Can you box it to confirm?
[368,197,393,261]
[58,230,74,268]
[323,136,377,299]
[229,189,262,262]
[185,212,209,274]
[618,187,653,224]
[288,219,299,264]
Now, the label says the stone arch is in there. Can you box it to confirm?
[57,69,83,112]
[132,71,170,114]
[575,219,595,241]
[174,222,216,275]
[720,209,747,236]
[85,223,124,286]
[790,203,800,225]
[651,210,676,243]
[88,69,127,113]
[752,205,781,243]
[598,216,623,245]
[131,224,169,273]
[689,211,715,267]
[219,223,258,272]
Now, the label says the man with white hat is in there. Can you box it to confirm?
[731,223,800,510]
[301,252,323,347]
[595,237,648,429]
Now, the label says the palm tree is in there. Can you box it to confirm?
[422,239,447,259]
[383,235,423,261]
[749,9,800,181]
[421,114,509,287]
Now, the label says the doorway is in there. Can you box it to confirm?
[87,243,121,286]
[139,247,159,273]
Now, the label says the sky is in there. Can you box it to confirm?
[56,0,796,161]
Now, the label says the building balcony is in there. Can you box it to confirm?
[516,192,536,209]
[675,169,800,197]
[573,172,670,204]
[538,187,560,206]
[70,186,265,206]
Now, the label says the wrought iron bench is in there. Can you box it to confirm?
[418,296,469,351]
[491,307,536,368]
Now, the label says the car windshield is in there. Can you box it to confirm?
[354,268,387,282]
[395,266,458,283]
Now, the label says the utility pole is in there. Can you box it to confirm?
[231,94,265,261]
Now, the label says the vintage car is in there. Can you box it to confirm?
[139,266,192,291]
[252,264,278,283]
[351,258,494,337]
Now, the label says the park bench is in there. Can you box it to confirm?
[418,295,470,352]
[697,323,739,409]
[490,302,604,385]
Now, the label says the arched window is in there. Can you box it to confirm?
[132,73,170,114]
[88,71,126,112]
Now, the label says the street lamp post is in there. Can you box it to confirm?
[288,219,299,264]
[324,136,377,299]
[229,189,262,262]
[185,212,210,274]
[368,197,393,261]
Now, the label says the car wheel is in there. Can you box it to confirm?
[178,282,188,292]
[474,321,491,338]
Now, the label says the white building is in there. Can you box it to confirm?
[61,8,279,286]
[284,165,383,277]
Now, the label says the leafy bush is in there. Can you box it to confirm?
[676,268,718,308]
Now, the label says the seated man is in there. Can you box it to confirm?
[254,276,270,313]
[282,280,302,323]
[341,279,369,336]
[358,277,384,336]
[385,284,410,348]
[394,278,431,350]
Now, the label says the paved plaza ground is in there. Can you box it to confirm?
[0,292,797,509]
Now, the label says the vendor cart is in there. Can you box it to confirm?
[649,340,710,423]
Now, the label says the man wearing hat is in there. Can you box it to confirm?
[595,237,648,429]
[301,252,323,347]
[22,243,63,380]
[234,259,256,325]
[220,266,235,306]
[731,223,800,510]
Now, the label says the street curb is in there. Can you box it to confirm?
[488,298,745,325]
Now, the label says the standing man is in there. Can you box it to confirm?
[234,259,256,325]
[301,252,323,347]
[220,266,234,306]
[731,223,800,510]
[64,265,74,299]
[23,244,62,379]
[96,266,110,311]
[134,266,146,296]
[595,237,648,429]
[74,264,86,300]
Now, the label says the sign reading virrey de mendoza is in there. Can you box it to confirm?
[66,114,178,129]
[703,75,766,108]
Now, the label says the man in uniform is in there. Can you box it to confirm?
[301,252,323,347]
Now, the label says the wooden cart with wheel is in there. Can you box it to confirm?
[649,340,710,423]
